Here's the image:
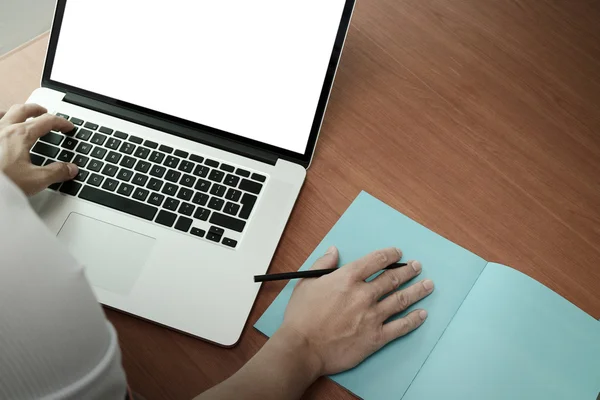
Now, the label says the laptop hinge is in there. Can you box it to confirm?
[63,92,278,166]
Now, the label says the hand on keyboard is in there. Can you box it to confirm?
[0,104,78,195]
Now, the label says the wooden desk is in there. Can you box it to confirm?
[2,1,599,399]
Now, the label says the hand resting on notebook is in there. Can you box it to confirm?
[198,246,434,400]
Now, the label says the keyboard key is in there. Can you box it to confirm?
[32,142,60,158]
[128,135,143,144]
[251,173,266,182]
[208,197,224,211]
[210,184,226,197]
[102,178,119,192]
[178,202,195,216]
[206,232,220,242]
[174,149,189,158]
[114,131,128,139]
[88,159,104,172]
[134,160,151,173]
[62,137,78,150]
[102,163,118,177]
[91,146,107,159]
[175,216,193,232]
[64,127,78,137]
[88,173,104,187]
[59,180,82,195]
[57,150,75,162]
[117,182,134,196]
[165,169,181,183]
[76,142,92,155]
[205,159,219,168]
[161,182,178,196]
[44,159,56,166]
[223,202,240,216]
[91,133,107,146]
[163,197,180,211]
[150,164,166,178]
[149,151,165,164]
[147,178,163,191]
[194,207,210,221]
[144,140,158,149]
[191,228,205,238]
[48,182,61,191]
[220,163,234,172]
[159,145,173,153]
[192,192,209,206]
[105,137,121,150]
[99,126,113,135]
[30,153,45,166]
[75,129,93,141]
[178,160,194,173]
[117,168,134,181]
[208,169,225,183]
[235,168,250,177]
[239,178,262,195]
[120,142,136,154]
[79,186,157,220]
[120,156,136,169]
[84,121,99,130]
[195,178,211,192]
[209,226,225,236]
[225,188,241,202]
[164,156,180,169]
[210,212,246,233]
[190,154,204,163]
[132,188,149,201]
[70,117,84,126]
[222,238,238,248]
[56,113,69,119]
[180,174,196,188]
[193,164,209,178]
[132,173,149,186]
[224,174,240,187]
[106,151,122,164]
[40,131,64,145]
[148,192,165,206]
[134,146,150,159]
[239,193,257,219]
[73,154,89,168]
[156,210,177,227]
[74,169,89,182]
[177,187,193,201]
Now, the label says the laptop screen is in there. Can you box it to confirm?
[49,1,348,156]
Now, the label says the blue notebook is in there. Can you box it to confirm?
[255,192,600,400]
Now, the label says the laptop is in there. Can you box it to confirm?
[26,0,355,346]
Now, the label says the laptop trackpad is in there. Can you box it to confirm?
[57,213,156,296]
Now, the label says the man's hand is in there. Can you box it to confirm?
[0,104,78,195]
[280,246,434,376]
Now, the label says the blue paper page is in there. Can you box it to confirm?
[255,191,488,400]
[403,263,600,400]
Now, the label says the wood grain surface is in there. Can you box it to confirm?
[1,1,599,399]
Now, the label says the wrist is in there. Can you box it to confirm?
[268,325,323,384]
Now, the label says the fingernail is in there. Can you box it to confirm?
[423,279,434,291]
[67,163,78,177]
[325,246,336,255]
[419,310,428,320]
[411,260,422,273]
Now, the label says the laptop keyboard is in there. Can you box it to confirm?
[29,113,268,249]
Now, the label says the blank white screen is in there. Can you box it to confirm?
[51,0,347,154]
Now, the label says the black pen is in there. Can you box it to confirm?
[254,262,408,283]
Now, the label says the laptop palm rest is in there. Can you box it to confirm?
[57,213,156,296]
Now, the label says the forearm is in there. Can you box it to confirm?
[195,327,321,400]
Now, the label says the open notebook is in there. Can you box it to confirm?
[255,192,600,400]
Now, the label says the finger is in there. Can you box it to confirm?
[377,279,434,321]
[347,247,402,281]
[30,162,78,193]
[22,113,74,142]
[369,260,422,298]
[0,111,6,119]
[0,103,47,124]
[381,309,428,344]
[308,246,339,271]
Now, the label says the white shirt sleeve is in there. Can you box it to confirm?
[0,172,127,400]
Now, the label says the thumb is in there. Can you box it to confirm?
[309,246,339,270]
[37,162,78,187]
